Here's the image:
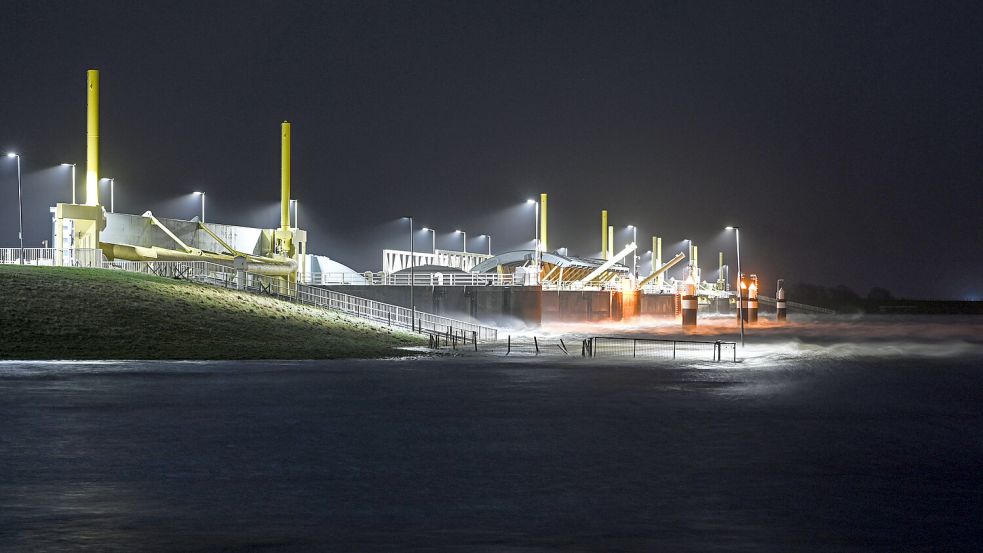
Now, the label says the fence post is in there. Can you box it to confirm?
[673,340,676,359]
[473,331,478,352]
[633,339,636,358]
[534,336,539,355]
[507,335,511,355]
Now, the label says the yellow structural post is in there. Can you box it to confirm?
[539,193,548,252]
[281,121,291,232]
[85,69,99,206]
[601,210,608,260]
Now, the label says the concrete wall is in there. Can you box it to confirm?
[318,285,681,326]
[543,290,615,322]
[640,293,677,316]
[320,285,543,327]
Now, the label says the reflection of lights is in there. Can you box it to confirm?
[620,278,633,293]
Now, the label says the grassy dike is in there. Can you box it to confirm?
[0,265,424,360]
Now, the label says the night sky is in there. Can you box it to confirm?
[1,1,980,299]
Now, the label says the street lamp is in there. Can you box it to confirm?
[6,153,23,263]
[632,228,638,277]
[480,234,491,255]
[193,191,205,222]
[726,226,744,347]
[101,177,115,213]
[61,163,76,204]
[422,227,436,253]
[455,229,467,254]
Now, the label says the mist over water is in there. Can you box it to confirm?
[529,314,983,361]
[1,316,981,551]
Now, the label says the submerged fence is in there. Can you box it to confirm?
[442,335,736,362]
[585,336,736,362]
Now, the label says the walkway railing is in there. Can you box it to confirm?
[98,259,499,342]
[301,271,515,287]
[0,248,105,267]
[585,336,736,362]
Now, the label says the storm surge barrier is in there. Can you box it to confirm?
[585,337,736,362]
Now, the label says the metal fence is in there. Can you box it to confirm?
[301,271,515,287]
[99,259,499,342]
[0,248,105,267]
[586,336,736,362]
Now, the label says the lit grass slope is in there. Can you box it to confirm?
[0,265,423,360]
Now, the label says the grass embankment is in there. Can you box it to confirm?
[0,265,424,360]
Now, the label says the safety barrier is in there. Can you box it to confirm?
[97,259,499,342]
[0,248,105,267]
[301,271,515,287]
[584,336,736,362]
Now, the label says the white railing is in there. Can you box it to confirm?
[290,283,498,341]
[0,248,106,267]
[100,259,500,342]
[302,271,515,287]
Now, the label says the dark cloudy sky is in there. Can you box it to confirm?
[1,1,980,299]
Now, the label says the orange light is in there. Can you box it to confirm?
[620,278,633,294]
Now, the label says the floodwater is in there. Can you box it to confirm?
[1,319,982,551]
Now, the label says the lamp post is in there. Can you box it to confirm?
[61,163,76,204]
[7,153,23,263]
[726,226,744,346]
[455,229,467,254]
[194,191,205,223]
[422,227,436,254]
[481,234,491,255]
[290,199,298,228]
[101,178,115,213]
[406,216,415,328]
[633,227,638,278]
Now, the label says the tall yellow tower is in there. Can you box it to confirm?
[281,121,291,232]
[601,210,608,260]
[54,69,106,259]
[85,69,100,206]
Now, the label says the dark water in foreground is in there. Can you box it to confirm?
[1,355,981,552]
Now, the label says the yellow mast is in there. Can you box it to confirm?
[601,210,608,260]
[281,121,291,232]
[85,69,99,206]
